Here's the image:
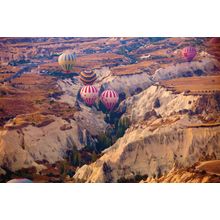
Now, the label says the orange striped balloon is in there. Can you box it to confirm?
[79,70,97,85]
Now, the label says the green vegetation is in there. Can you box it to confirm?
[117,174,148,183]
[94,116,130,153]
[148,37,166,43]
[47,71,77,79]
[59,160,69,175]
[49,100,55,105]
[66,142,82,167]
[65,139,100,167]
[96,133,112,152]
[8,59,31,66]
[83,49,96,54]
[153,98,161,108]
[117,46,137,64]
[116,117,130,138]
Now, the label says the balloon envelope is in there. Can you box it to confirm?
[58,51,76,73]
[80,85,99,106]
[7,178,32,183]
[182,46,196,62]
[79,70,97,85]
[100,89,119,110]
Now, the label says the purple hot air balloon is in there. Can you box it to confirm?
[182,46,197,62]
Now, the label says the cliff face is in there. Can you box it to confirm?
[152,58,216,81]
[145,169,220,183]
[98,68,153,96]
[0,115,105,172]
[73,83,220,183]
[0,118,81,171]
[57,78,107,136]
[0,75,109,174]
[145,160,220,183]
[73,119,220,182]
[94,56,216,97]
[121,85,199,123]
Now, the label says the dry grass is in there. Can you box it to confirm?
[0,72,75,127]
[206,38,220,60]
[160,75,220,94]
[0,66,20,80]
[0,73,12,81]
[39,52,127,73]
[78,53,124,61]
[76,53,126,69]
[187,123,220,128]
[111,60,156,75]
[196,160,220,176]
[6,113,54,128]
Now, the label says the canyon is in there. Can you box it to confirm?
[0,37,220,182]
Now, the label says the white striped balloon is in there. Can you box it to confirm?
[80,85,99,106]
[58,51,76,73]
[100,89,119,110]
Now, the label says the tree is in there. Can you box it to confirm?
[116,117,130,138]
[91,151,98,162]
[96,133,112,152]
[153,98,160,108]
[66,141,81,167]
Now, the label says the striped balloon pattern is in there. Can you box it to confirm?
[100,89,119,110]
[182,46,196,62]
[58,52,76,73]
[80,85,99,106]
[7,178,33,183]
[79,70,97,85]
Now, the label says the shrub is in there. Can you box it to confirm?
[153,98,160,108]
[116,117,130,139]
[49,100,55,105]
[148,37,166,43]
[194,69,204,76]
[96,133,112,152]
[66,141,81,167]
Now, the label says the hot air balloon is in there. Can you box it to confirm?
[80,85,99,106]
[7,178,32,183]
[79,70,97,85]
[58,51,76,73]
[100,89,119,111]
[182,46,196,62]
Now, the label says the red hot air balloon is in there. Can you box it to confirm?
[100,89,119,110]
[182,46,197,62]
[80,85,99,106]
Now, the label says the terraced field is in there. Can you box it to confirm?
[0,72,70,126]
[160,75,220,95]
